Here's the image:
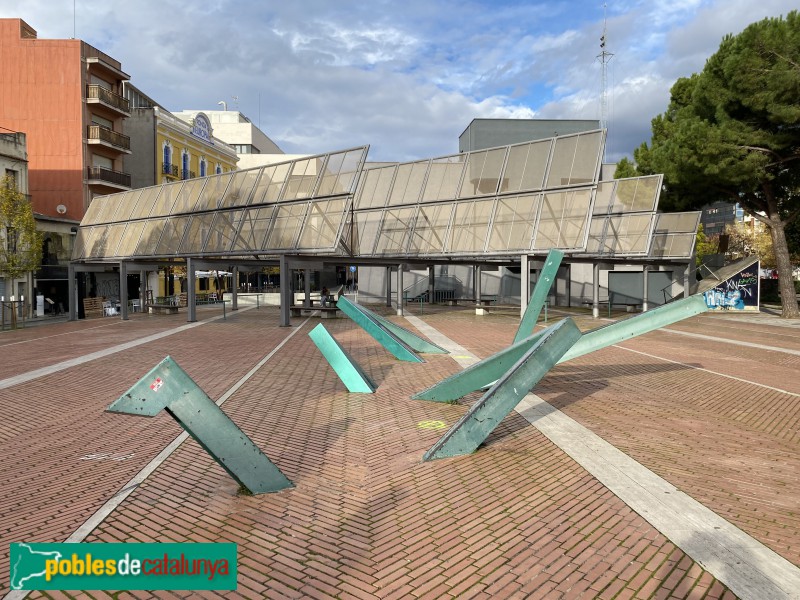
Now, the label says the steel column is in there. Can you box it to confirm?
[119,261,129,321]
[231,267,238,311]
[592,262,600,319]
[68,263,77,321]
[186,258,197,322]
[304,268,312,308]
[423,318,581,461]
[428,265,435,304]
[396,264,404,316]
[642,266,649,312]
[279,255,291,326]
[107,356,293,494]
[386,266,392,307]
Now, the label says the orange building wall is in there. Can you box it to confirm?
[0,19,85,220]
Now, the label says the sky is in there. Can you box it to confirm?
[2,0,796,163]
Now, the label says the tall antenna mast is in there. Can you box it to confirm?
[596,3,614,132]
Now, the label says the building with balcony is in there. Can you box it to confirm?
[172,109,285,170]
[122,84,239,188]
[0,18,132,223]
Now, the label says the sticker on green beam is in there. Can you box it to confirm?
[514,249,563,344]
[423,318,581,461]
[107,356,293,495]
[336,295,424,363]
[309,323,376,393]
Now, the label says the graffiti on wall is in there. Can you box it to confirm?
[703,262,760,311]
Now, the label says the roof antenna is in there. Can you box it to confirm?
[596,3,614,157]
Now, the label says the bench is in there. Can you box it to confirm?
[146,304,179,315]
[479,295,498,306]
[290,305,340,318]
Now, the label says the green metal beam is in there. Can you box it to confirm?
[559,293,709,362]
[514,249,563,344]
[336,295,424,363]
[309,323,376,393]
[369,312,448,354]
[107,356,293,494]
[414,294,709,402]
[413,328,550,402]
[423,318,581,461]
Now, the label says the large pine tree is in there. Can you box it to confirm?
[634,11,800,317]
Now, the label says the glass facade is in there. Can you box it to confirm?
[73,130,699,263]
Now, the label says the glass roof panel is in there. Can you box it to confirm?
[592,181,615,215]
[132,219,167,257]
[99,223,128,258]
[82,197,106,225]
[170,177,208,215]
[545,131,602,188]
[266,203,308,248]
[649,233,696,258]
[544,135,578,188]
[72,226,95,259]
[409,203,453,254]
[148,180,184,218]
[212,170,247,209]
[84,225,111,259]
[448,199,494,253]
[488,194,541,253]
[533,188,593,250]
[153,216,191,256]
[178,213,218,254]
[458,148,507,198]
[114,221,148,258]
[354,210,383,255]
[355,165,396,209]
[128,186,163,220]
[297,198,348,250]
[282,157,322,201]
[501,139,551,194]
[387,161,427,206]
[655,211,701,233]
[252,162,291,204]
[375,207,416,254]
[204,210,245,254]
[586,217,607,254]
[421,156,466,202]
[316,149,365,197]
[231,207,272,253]
[113,188,145,222]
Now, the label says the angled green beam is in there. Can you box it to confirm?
[107,356,293,494]
[309,323,376,393]
[336,295,424,363]
[423,318,581,461]
[350,302,448,354]
[413,327,550,402]
[560,293,709,362]
[414,293,709,402]
[514,249,563,344]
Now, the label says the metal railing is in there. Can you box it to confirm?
[162,163,179,177]
[87,124,130,150]
[181,169,196,180]
[87,166,131,188]
[86,85,130,113]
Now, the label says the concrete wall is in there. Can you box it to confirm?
[123,108,156,188]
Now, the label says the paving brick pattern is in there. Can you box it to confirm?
[5,305,782,598]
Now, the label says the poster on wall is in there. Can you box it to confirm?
[703,260,760,311]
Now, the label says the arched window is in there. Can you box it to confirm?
[182,150,190,179]
[216,163,222,175]
[199,157,207,177]
[162,142,172,175]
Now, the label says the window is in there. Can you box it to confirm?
[4,169,17,188]
[199,157,207,177]
[163,142,172,169]
[216,163,222,175]
[182,150,190,179]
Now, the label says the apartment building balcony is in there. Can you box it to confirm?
[181,169,196,180]
[87,125,131,153]
[83,44,130,81]
[162,163,180,179]
[86,85,130,117]
[87,166,131,192]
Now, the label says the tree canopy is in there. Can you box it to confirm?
[632,11,800,317]
[0,175,42,284]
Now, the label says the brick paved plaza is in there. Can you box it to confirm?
[1,303,799,599]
